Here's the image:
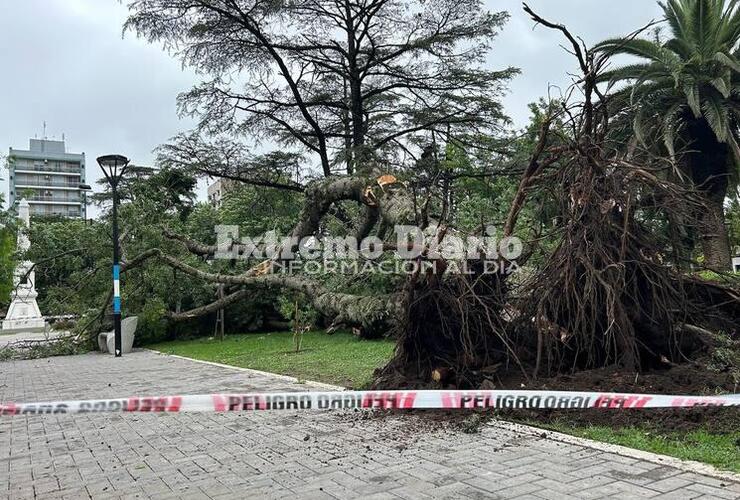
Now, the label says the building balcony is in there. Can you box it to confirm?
[15,181,83,189]
[15,168,82,177]
[11,163,82,174]
[26,198,83,205]
[29,208,84,218]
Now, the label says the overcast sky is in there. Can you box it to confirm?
[0,0,665,212]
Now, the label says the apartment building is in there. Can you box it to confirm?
[207,178,236,208]
[7,139,87,218]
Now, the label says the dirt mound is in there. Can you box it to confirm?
[501,405,739,434]
[494,363,739,433]
[500,363,736,395]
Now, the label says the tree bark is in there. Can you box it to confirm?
[699,195,732,271]
[155,252,403,333]
[685,119,733,271]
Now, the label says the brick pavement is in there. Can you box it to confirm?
[0,351,738,499]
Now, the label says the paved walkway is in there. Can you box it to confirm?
[0,351,738,500]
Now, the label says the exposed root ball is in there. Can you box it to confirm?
[375,265,522,389]
[515,158,739,377]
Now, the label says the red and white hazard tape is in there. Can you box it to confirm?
[1,390,739,415]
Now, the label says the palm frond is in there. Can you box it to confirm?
[594,38,680,67]
[714,51,740,72]
[702,90,732,141]
[696,0,724,55]
[633,106,650,146]
[719,0,740,44]
[727,134,740,185]
[693,0,712,55]
[597,63,670,84]
[660,0,694,43]
[665,37,694,58]
[711,72,732,96]
[684,81,703,116]
[603,0,740,173]
[662,102,686,157]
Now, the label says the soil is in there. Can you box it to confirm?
[493,363,739,433]
[498,363,736,395]
[367,363,740,434]
[501,405,740,434]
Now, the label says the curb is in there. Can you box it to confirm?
[494,420,740,484]
[145,348,345,391]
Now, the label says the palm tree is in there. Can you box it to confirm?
[595,0,740,270]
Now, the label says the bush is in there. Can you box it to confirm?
[134,298,169,346]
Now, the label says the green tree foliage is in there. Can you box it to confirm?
[93,168,197,220]
[219,183,303,236]
[28,219,109,315]
[26,166,313,342]
[460,100,568,267]
[595,0,740,269]
[0,195,15,308]
[728,197,740,250]
[26,169,205,342]
[127,0,517,178]
[0,161,17,307]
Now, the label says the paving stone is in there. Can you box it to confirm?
[0,351,738,499]
[684,482,740,499]
[645,475,696,493]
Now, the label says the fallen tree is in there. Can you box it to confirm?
[117,1,739,388]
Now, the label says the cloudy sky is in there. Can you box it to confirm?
[0,0,665,211]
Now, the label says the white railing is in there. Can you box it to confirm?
[15,180,81,188]
[14,164,81,174]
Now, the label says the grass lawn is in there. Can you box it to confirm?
[525,422,740,473]
[150,330,395,388]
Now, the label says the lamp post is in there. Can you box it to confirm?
[97,155,130,357]
[79,184,92,220]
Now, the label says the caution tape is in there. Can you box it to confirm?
[1,390,740,415]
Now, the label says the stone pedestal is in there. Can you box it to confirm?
[1,200,47,333]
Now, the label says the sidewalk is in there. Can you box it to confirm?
[1,351,738,499]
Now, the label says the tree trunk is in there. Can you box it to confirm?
[685,119,732,271]
[699,195,732,271]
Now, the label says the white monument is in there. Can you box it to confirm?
[2,200,46,332]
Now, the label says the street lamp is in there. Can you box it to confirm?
[79,184,92,223]
[97,154,130,358]
[79,184,92,220]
